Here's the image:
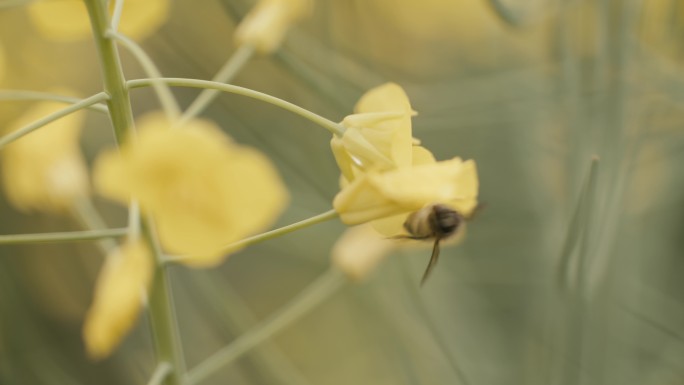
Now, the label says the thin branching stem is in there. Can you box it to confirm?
[110,0,125,32]
[178,44,255,124]
[0,91,109,113]
[127,78,346,136]
[107,31,182,119]
[0,228,128,245]
[0,92,109,149]
[146,362,172,385]
[70,198,119,254]
[165,209,339,264]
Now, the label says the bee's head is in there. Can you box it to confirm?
[429,204,462,238]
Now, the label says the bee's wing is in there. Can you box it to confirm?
[420,238,441,286]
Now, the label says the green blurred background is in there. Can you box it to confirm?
[2,0,684,384]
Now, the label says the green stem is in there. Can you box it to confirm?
[0,91,108,113]
[178,44,255,124]
[165,209,339,264]
[84,0,134,143]
[128,78,346,136]
[147,363,172,385]
[0,92,109,149]
[185,267,346,385]
[0,228,127,245]
[144,221,186,385]
[107,31,182,119]
[110,0,125,32]
[85,2,183,384]
[70,198,119,253]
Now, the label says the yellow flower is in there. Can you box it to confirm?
[330,82,478,236]
[235,0,312,53]
[83,239,152,360]
[27,0,170,41]
[93,113,288,266]
[0,41,5,83]
[331,83,423,181]
[333,157,479,236]
[331,224,397,281]
[1,97,89,213]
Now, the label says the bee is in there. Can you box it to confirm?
[401,203,479,285]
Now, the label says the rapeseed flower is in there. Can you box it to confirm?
[235,0,312,53]
[331,224,397,281]
[83,239,152,360]
[1,98,89,213]
[93,113,288,266]
[331,83,479,236]
[27,0,169,41]
[334,157,479,235]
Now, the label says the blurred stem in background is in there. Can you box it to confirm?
[0,91,109,113]
[179,44,255,124]
[0,92,109,148]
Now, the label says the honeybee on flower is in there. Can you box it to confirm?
[330,83,480,283]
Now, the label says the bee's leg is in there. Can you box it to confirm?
[420,238,441,286]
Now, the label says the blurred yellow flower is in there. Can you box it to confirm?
[235,0,312,53]
[83,239,152,360]
[0,41,5,83]
[27,0,170,41]
[333,157,479,236]
[331,224,397,281]
[1,98,89,213]
[331,82,422,181]
[93,113,288,266]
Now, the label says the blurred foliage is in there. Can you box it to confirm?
[2,0,684,384]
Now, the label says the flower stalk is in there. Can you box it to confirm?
[127,78,345,136]
[0,92,109,149]
[84,1,183,384]
[0,228,127,245]
[84,0,134,143]
[164,209,339,265]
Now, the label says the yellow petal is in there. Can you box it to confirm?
[334,83,417,173]
[235,0,312,53]
[1,95,89,213]
[83,240,152,360]
[411,146,436,165]
[331,224,397,281]
[94,112,289,266]
[340,127,395,170]
[375,158,479,215]
[330,135,358,183]
[27,0,169,41]
[354,83,412,115]
[27,1,89,41]
[0,41,5,83]
[333,173,409,225]
[370,213,410,237]
[334,158,479,225]
[116,0,170,40]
